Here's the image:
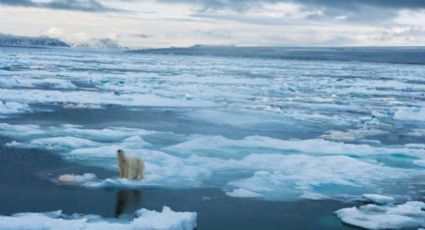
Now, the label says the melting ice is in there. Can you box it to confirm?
[0,47,425,202]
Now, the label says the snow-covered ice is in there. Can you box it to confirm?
[225,188,263,198]
[0,206,197,230]
[57,173,97,184]
[335,200,425,230]
[361,194,395,204]
[1,48,425,202]
[1,122,425,200]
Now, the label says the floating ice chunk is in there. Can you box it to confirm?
[394,107,425,122]
[226,188,263,198]
[84,178,149,188]
[0,123,44,137]
[0,77,77,89]
[0,123,155,143]
[168,135,425,157]
[406,143,425,149]
[361,194,395,204]
[413,160,425,168]
[0,101,31,114]
[226,154,416,200]
[322,129,386,142]
[134,206,197,230]
[31,137,101,150]
[322,130,356,142]
[335,201,425,230]
[58,173,97,184]
[0,88,214,108]
[0,206,197,230]
[300,192,329,200]
[408,129,425,137]
[62,103,102,109]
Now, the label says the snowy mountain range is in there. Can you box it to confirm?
[0,34,70,48]
[0,34,123,50]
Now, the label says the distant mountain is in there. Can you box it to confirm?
[0,34,70,48]
[72,38,123,50]
[128,45,425,65]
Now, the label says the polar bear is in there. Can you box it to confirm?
[117,149,144,180]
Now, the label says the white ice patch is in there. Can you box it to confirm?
[414,160,425,168]
[0,206,197,230]
[0,77,77,90]
[394,107,425,122]
[225,154,415,200]
[361,194,395,204]
[335,201,425,230]
[62,103,103,109]
[71,149,212,187]
[0,88,214,108]
[0,101,31,115]
[58,173,97,184]
[225,188,263,198]
[168,135,425,157]
[1,123,425,200]
[0,123,154,142]
[31,137,101,150]
[321,129,385,142]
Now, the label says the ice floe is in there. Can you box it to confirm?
[394,107,425,122]
[1,48,425,203]
[225,188,263,198]
[335,200,425,230]
[361,194,395,204]
[58,173,97,184]
[0,206,197,230]
[1,122,425,200]
[168,135,425,157]
[0,101,31,115]
[0,88,214,108]
[414,160,425,168]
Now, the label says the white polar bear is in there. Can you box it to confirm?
[116,149,145,180]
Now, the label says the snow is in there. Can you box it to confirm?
[335,201,425,230]
[2,48,425,202]
[0,101,31,115]
[168,135,425,157]
[394,107,425,122]
[0,206,197,230]
[0,88,214,108]
[30,137,100,150]
[58,173,97,184]
[361,194,395,204]
[225,188,263,198]
[414,160,425,168]
[1,122,425,200]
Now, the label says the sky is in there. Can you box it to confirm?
[0,0,425,48]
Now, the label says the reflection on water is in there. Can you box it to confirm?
[115,190,143,217]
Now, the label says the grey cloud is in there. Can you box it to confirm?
[0,0,109,12]
[159,0,425,23]
[133,33,151,39]
[159,0,425,11]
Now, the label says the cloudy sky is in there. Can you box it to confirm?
[0,0,425,47]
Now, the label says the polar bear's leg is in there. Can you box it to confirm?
[130,158,144,180]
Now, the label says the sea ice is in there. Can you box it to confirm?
[58,173,97,184]
[225,188,263,198]
[335,201,425,230]
[0,206,197,230]
[414,160,425,168]
[0,101,31,115]
[361,194,395,204]
[394,107,425,122]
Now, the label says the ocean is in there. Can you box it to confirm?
[0,46,424,229]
